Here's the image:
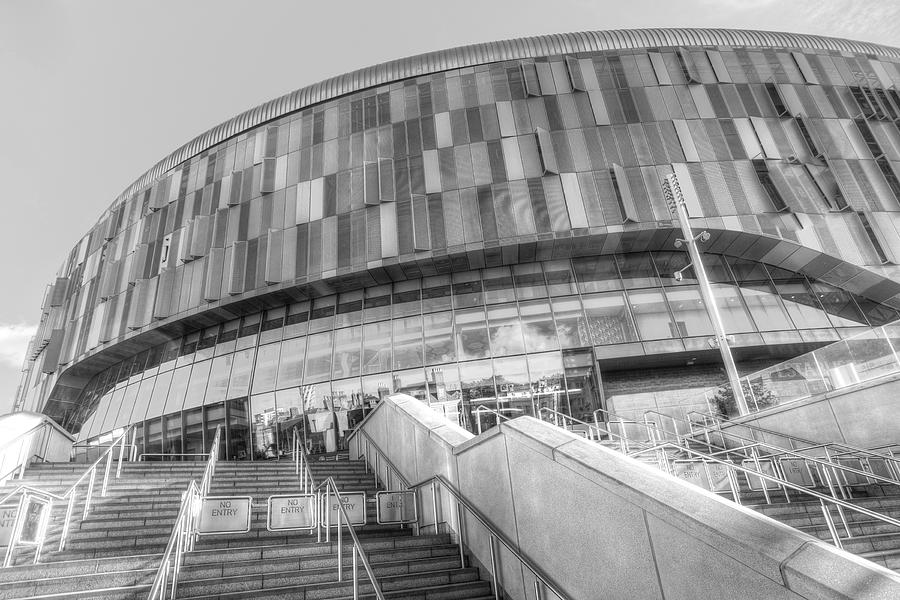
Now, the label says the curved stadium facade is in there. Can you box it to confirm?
[16,28,900,461]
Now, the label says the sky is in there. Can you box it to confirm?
[0,0,898,415]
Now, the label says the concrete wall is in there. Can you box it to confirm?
[349,394,900,600]
[721,372,900,449]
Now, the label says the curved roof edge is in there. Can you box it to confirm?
[111,27,900,208]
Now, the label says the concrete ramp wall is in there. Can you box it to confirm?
[349,394,900,600]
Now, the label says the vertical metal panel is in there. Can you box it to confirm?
[750,117,780,158]
[261,157,277,193]
[49,277,68,307]
[648,52,672,85]
[542,175,570,232]
[535,128,559,174]
[266,229,284,284]
[40,329,65,374]
[672,120,700,162]
[281,226,297,281]
[706,50,732,82]
[227,241,247,295]
[560,173,589,228]
[204,247,224,301]
[380,202,399,257]
[190,214,211,258]
[153,268,175,319]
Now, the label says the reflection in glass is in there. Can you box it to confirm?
[332,326,362,378]
[207,354,234,404]
[572,256,621,293]
[304,332,334,383]
[520,300,559,352]
[583,292,638,344]
[630,289,674,340]
[426,365,462,422]
[456,307,490,360]
[250,344,280,394]
[616,253,658,288]
[776,281,832,329]
[423,312,456,365]
[740,283,793,331]
[392,316,424,370]
[665,287,713,337]
[250,392,279,459]
[552,297,590,348]
[227,398,250,460]
[183,408,203,458]
[459,359,495,432]
[227,349,254,400]
[363,321,392,374]
[487,304,525,356]
[276,337,306,390]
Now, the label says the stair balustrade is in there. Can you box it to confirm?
[1,425,135,567]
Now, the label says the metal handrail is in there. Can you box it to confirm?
[687,409,900,467]
[147,425,221,600]
[628,440,900,550]
[2,425,135,567]
[292,428,385,600]
[0,421,54,482]
[353,428,569,600]
[641,409,900,490]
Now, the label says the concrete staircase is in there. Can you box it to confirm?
[0,457,492,599]
[594,435,900,572]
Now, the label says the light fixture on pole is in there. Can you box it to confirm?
[662,173,749,416]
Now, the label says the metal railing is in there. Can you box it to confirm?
[0,421,58,484]
[686,409,900,475]
[292,428,385,600]
[354,428,568,600]
[639,408,900,495]
[1,425,135,567]
[147,425,221,600]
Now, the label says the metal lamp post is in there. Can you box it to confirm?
[662,173,749,416]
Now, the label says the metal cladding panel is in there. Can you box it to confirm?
[204,247,225,301]
[49,277,68,307]
[40,329,65,374]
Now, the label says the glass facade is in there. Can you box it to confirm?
[17,31,900,458]
[67,252,896,459]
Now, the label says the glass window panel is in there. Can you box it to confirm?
[629,289,675,340]
[520,299,559,352]
[251,343,280,394]
[740,283,794,331]
[563,349,601,421]
[665,287,714,337]
[250,392,279,459]
[653,251,695,286]
[227,397,251,460]
[616,253,659,288]
[487,303,526,356]
[308,296,336,333]
[544,260,578,296]
[712,284,755,333]
[144,418,163,460]
[111,384,140,430]
[204,403,226,460]
[573,256,622,293]
[456,307,491,360]
[392,367,428,404]
[552,297,591,348]
[392,315,424,370]
[362,374,393,407]
[276,336,306,389]
[458,359,496,433]
[426,365,463,424]
[513,263,547,299]
[284,302,310,339]
[145,369,174,420]
[183,360,212,410]
[364,285,392,323]
[776,280,833,329]
[811,282,868,327]
[335,291,364,328]
[165,412,184,457]
[331,377,364,411]
[392,280,422,318]
[424,311,456,365]
[226,349,254,400]
[422,275,453,313]
[206,354,234,404]
[583,292,639,345]
[162,366,191,415]
[304,331,334,383]
[362,321,392,374]
[527,351,567,419]
[332,325,362,378]
[493,355,532,420]
[182,408,204,458]
[452,271,484,308]
[482,267,516,304]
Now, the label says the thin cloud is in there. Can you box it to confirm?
[0,323,37,368]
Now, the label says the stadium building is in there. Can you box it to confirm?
[15,28,900,461]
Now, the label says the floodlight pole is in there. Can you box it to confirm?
[662,174,749,416]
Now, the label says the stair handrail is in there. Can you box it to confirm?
[641,409,900,491]
[0,421,53,483]
[147,424,221,600]
[593,407,667,448]
[686,409,900,468]
[1,425,135,567]
[471,405,513,434]
[540,407,662,455]
[353,428,569,600]
[291,428,385,600]
[628,439,900,550]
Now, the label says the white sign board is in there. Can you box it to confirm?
[376,491,417,524]
[198,496,252,535]
[0,506,16,547]
[267,494,317,531]
[673,461,711,491]
[320,491,366,527]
